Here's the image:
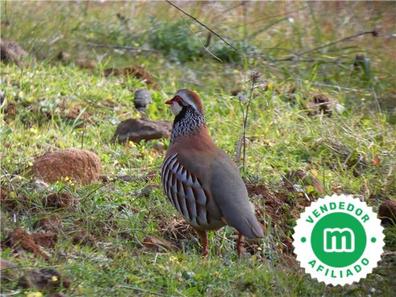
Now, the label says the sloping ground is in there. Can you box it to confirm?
[1,60,395,296]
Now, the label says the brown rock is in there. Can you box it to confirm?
[18,268,70,291]
[43,192,78,209]
[32,148,102,185]
[378,200,396,225]
[113,118,172,143]
[0,38,28,65]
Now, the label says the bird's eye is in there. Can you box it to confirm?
[173,95,183,104]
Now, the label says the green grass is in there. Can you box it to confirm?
[1,1,396,296]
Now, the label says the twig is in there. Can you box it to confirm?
[165,0,238,51]
[294,30,378,57]
[221,1,245,15]
[85,42,158,53]
[234,5,307,28]
[251,30,378,63]
[241,79,255,172]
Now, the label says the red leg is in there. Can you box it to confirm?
[196,230,208,257]
[237,233,245,257]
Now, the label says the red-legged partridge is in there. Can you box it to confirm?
[161,89,263,256]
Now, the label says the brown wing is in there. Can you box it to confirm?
[161,153,208,227]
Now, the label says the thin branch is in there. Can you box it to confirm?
[251,30,378,63]
[165,0,238,51]
[233,5,307,28]
[295,30,378,57]
[85,42,158,53]
[221,1,245,15]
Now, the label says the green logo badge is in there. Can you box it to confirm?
[293,194,384,286]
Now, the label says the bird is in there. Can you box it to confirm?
[161,89,264,256]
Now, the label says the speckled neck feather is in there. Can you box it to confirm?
[171,106,205,143]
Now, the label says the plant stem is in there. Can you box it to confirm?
[242,79,255,172]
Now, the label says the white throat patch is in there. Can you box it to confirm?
[170,102,183,115]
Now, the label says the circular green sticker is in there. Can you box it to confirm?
[293,194,385,286]
[311,212,366,267]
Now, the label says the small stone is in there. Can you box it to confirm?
[134,89,152,112]
[378,200,396,225]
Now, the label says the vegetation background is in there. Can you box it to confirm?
[1,1,395,296]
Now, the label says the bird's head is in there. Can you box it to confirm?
[165,89,203,116]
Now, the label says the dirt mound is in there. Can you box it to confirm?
[246,183,288,225]
[31,232,58,248]
[246,183,312,255]
[2,228,50,260]
[113,118,172,143]
[32,148,102,184]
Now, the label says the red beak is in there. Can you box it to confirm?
[165,96,177,105]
